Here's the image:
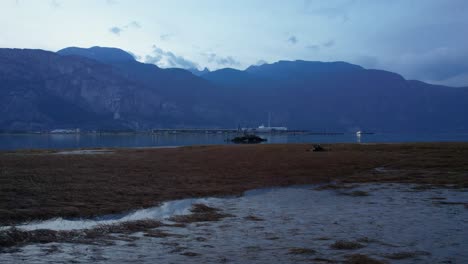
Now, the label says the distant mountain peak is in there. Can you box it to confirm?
[188,67,210,76]
[57,46,136,63]
[245,60,364,74]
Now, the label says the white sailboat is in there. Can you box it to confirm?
[255,112,288,132]
[242,112,288,133]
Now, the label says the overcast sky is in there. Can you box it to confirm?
[1,0,467,86]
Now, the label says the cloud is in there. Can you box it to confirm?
[288,36,298,45]
[50,0,61,8]
[391,47,468,86]
[255,60,268,66]
[145,45,198,69]
[106,0,118,4]
[126,21,141,29]
[306,44,320,51]
[109,27,123,35]
[160,34,171,41]
[322,40,335,48]
[217,56,240,66]
[431,73,468,87]
[303,0,355,23]
[306,40,335,52]
[127,51,142,61]
[108,21,141,36]
[354,55,379,69]
[202,52,241,67]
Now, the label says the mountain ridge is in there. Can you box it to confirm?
[57,46,136,63]
[0,46,467,132]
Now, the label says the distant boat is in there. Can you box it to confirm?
[356,131,374,136]
[254,124,288,133]
[242,124,288,133]
[243,112,288,133]
[50,128,80,134]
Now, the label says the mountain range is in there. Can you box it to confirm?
[0,46,467,132]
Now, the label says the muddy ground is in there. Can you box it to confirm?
[1,143,467,225]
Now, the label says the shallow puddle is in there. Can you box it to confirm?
[53,149,114,155]
[1,183,467,263]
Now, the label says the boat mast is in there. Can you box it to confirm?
[268,112,271,127]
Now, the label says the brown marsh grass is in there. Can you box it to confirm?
[1,143,467,225]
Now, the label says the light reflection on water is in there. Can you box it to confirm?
[1,132,468,150]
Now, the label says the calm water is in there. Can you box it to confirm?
[1,132,468,150]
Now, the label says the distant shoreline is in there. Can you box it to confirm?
[0,130,335,135]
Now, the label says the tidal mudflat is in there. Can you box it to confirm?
[1,143,467,224]
[1,143,467,262]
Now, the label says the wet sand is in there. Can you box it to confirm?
[1,143,467,224]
